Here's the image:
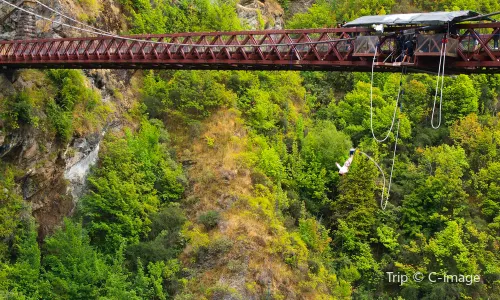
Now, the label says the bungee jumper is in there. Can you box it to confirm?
[336,148,356,175]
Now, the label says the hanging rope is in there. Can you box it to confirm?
[363,56,406,209]
[370,44,404,143]
[385,100,402,208]
[359,96,402,210]
[430,23,450,129]
[358,151,387,209]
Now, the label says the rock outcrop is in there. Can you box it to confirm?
[237,0,284,29]
[287,0,315,17]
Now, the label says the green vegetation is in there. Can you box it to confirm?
[142,70,236,122]
[119,0,242,34]
[82,119,185,253]
[0,92,37,129]
[0,69,110,142]
[198,210,221,230]
[1,0,500,298]
[0,120,187,299]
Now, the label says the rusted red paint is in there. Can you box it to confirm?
[0,25,499,73]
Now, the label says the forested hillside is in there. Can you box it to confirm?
[0,0,499,299]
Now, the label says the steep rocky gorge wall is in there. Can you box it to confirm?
[0,68,138,237]
[0,0,125,40]
[0,0,142,237]
[0,0,313,238]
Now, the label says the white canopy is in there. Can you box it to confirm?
[343,11,481,27]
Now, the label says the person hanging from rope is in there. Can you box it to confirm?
[336,148,356,175]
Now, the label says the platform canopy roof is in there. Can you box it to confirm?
[343,11,482,27]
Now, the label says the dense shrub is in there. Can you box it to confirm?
[82,120,185,253]
[46,99,73,142]
[45,69,108,141]
[0,92,35,129]
[198,210,220,230]
[142,71,236,122]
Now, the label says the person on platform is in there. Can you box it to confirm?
[493,28,499,50]
[402,34,416,63]
[395,31,405,62]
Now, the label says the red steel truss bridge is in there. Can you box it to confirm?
[0,24,499,74]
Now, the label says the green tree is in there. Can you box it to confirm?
[0,166,23,259]
[442,75,479,126]
[402,145,469,236]
[476,162,500,222]
[331,154,379,238]
[82,120,185,253]
[287,1,337,29]
[450,113,497,171]
[143,71,236,122]
[42,219,109,299]
[0,219,42,298]
[302,120,352,173]
[126,0,242,34]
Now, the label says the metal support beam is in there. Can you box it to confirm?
[0,25,499,73]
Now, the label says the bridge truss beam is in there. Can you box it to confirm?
[0,25,499,73]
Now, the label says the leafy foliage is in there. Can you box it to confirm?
[0,166,23,259]
[0,92,36,129]
[2,0,500,298]
[198,210,221,230]
[142,71,236,122]
[121,0,242,34]
[82,120,185,253]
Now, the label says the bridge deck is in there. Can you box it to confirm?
[0,24,499,74]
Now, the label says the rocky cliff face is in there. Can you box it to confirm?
[0,0,139,238]
[0,0,311,240]
[0,0,125,40]
[235,0,316,29]
[237,0,284,29]
[0,71,124,238]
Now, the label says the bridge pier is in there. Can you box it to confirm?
[15,0,36,40]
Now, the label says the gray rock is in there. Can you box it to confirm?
[237,0,284,30]
[0,74,16,96]
[0,31,15,41]
[288,0,315,17]
[220,168,238,182]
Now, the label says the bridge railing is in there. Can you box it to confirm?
[0,25,499,72]
[353,36,378,56]
[0,29,364,66]
[415,35,459,57]
[459,34,499,52]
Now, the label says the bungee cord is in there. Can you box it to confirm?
[385,104,401,209]
[358,151,387,209]
[369,46,403,143]
[359,95,402,210]
[365,39,406,209]
[430,23,450,129]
